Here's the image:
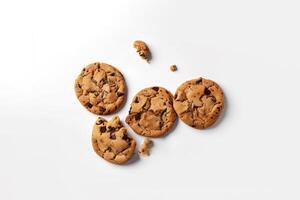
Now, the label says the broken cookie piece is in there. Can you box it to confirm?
[170,64,177,72]
[133,40,151,61]
[91,116,136,164]
[139,138,153,156]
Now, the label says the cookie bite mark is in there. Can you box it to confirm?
[125,87,177,137]
[74,62,126,115]
[173,77,224,129]
[133,40,151,62]
[139,138,153,156]
[91,116,136,164]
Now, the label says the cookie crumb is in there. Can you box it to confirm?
[133,40,151,62]
[170,65,177,72]
[139,138,153,156]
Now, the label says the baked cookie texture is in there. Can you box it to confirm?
[126,87,177,137]
[74,62,126,115]
[139,138,153,156]
[173,77,224,129]
[133,40,151,61]
[170,64,177,72]
[92,116,136,164]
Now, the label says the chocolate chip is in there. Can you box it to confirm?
[135,113,141,120]
[108,126,116,133]
[99,106,106,113]
[110,132,116,139]
[99,126,106,133]
[211,96,217,103]
[152,87,159,91]
[117,92,124,97]
[134,97,139,103]
[86,102,93,108]
[174,94,178,99]
[195,78,202,84]
[122,134,131,142]
[204,88,211,95]
[96,119,104,125]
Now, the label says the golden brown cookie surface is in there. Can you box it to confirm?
[92,116,136,164]
[139,138,153,156]
[126,87,177,137]
[170,64,177,72]
[173,77,224,129]
[74,62,126,115]
[133,40,151,61]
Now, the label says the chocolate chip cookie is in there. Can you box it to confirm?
[74,62,126,115]
[173,77,224,129]
[125,87,177,137]
[92,116,136,164]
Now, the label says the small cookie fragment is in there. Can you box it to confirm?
[173,77,224,129]
[126,87,177,137]
[91,116,136,164]
[139,138,153,156]
[133,40,151,61]
[170,65,177,72]
[74,62,126,115]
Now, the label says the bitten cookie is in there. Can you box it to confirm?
[91,116,136,164]
[74,62,126,115]
[173,77,224,129]
[125,87,177,137]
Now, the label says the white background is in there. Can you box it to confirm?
[1,0,300,199]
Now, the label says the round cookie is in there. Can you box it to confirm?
[125,87,177,137]
[74,62,126,115]
[92,116,136,164]
[173,77,224,129]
